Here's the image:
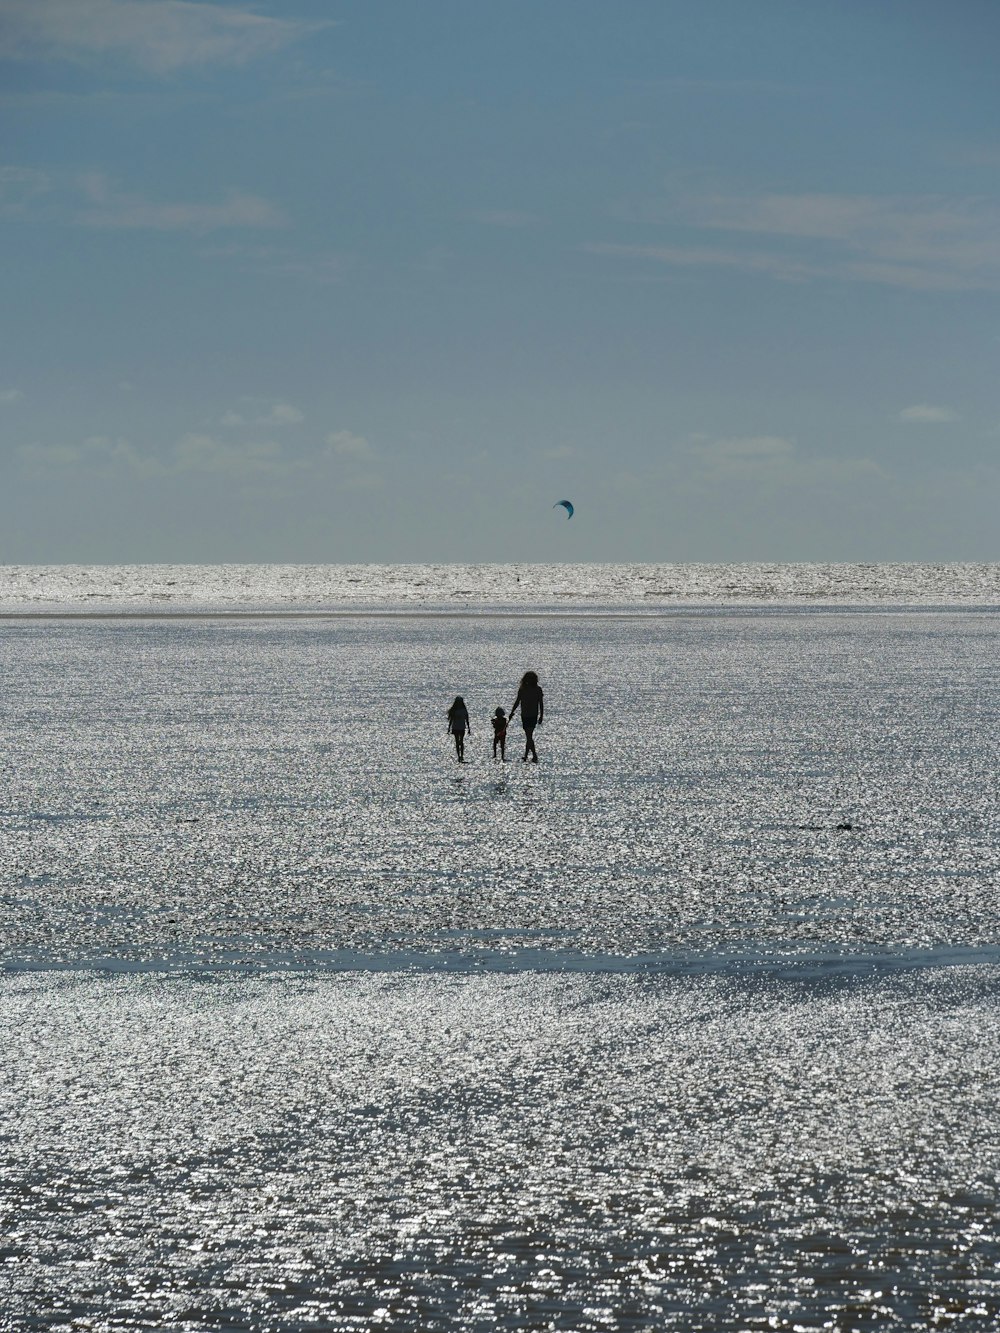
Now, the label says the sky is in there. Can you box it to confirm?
[2,0,1000,563]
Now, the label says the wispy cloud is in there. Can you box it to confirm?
[0,388,24,403]
[899,404,960,424]
[1,166,288,235]
[584,242,823,285]
[627,76,800,96]
[466,210,539,229]
[0,166,52,214]
[684,433,883,491]
[690,434,797,481]
[19,422,382,486]
[18,431,294,480]
[327,430,373,460]
[326,429,382,488]
[949,142,1000,170]
[199,243,349,284]
[222,400,304,428]
[694,435,795,461]
[591,188,1000,292]
[18,435,154,473]
[0,0,326,73]
[173,433,292,475]
[77,174,286,232]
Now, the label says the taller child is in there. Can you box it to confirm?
[446,696,471,762]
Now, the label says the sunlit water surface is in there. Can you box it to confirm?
[3,605,1000,1329]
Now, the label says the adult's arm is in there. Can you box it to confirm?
[538,689,544,725]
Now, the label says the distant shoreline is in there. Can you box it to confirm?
[4,563,1000,611]
[3,603,1000,622]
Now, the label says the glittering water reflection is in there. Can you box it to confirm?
[2,612,1000,970]
[3,969,1000,1330]
[2,610,1000,1328]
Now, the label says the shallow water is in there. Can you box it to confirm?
[3,608,1000,1329]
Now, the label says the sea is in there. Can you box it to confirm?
[3,563,1000,1331]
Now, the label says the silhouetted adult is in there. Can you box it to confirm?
[510,670,544,762]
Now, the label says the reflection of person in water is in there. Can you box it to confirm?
[447,696,470,762]
[491,707,508,761]
[509,671,544,762]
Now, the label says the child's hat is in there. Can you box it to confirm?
[494,706,506,716]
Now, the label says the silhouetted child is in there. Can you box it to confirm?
[447,696,470,762]
[491,707,508,761]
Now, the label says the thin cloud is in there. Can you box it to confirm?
[327,430,372,459]
[0,388,24,403]
[466,210,539,229]
[692,192,1000,270]
[19,432,299,479]
[0,166,52,213]
[17,425,389,487]
[1,168,288,234]
[173,433,291,475]
[326,429,382,489]
[0,0,326,73]
[77,176,286,232]
[222,400,304,428]
[949,142,1000,170]
[18,435,156,474]
[584,242,824,284]
[590,189,1000,292]
[200,243,349,284]
[899,404,960,424]
[627,76,801,96]
[694,435,795,460]
[690,435,797,480]
[685,434,883,491]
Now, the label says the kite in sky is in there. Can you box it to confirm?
[553,500,574,519]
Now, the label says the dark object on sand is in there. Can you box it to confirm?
[797,821,858,832]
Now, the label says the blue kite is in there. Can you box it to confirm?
[553,500,574,519]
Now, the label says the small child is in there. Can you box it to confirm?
[491,707,508,761]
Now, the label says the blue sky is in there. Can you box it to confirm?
[2,0,1000,562]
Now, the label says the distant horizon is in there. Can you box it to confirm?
[4,560,1000,613]
[6,557,1000,570]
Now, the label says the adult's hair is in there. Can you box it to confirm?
[519,671,538,690]
[448,696,465,716]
